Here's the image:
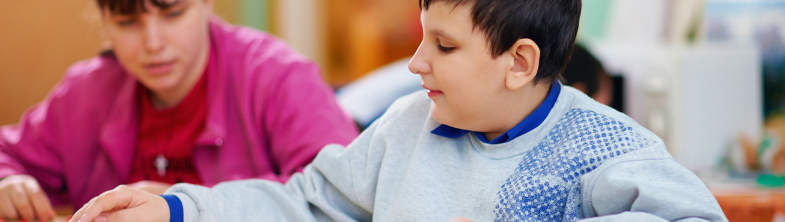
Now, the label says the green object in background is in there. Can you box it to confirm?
[578,0,613,41]
[241,0,269,31]
[757,174,785,188]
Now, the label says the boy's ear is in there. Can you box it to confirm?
[506,38,540,90]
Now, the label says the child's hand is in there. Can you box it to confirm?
[448,217,475,222]
[127,180,172,195]
[0,175,56,221]
[69,185,169,222]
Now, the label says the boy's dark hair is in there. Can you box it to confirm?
[97,0,179,15]
[419,0,582,84]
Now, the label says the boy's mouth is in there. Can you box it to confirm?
[143,59,177,76]
[422,85,444,97]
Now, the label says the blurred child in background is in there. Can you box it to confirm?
[0,0,358,221]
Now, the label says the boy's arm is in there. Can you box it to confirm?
[167,145,374,222]
[74,131,383,222]
[166,116,388,222]
[581,155,727,222]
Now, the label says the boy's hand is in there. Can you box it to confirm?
[448,217,475,222]
[127,181,172,195]
[0,175,56,221]
[69,185,169,222]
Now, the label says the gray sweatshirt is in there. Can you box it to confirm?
[166,86,727,222]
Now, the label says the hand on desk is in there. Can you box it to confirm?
[127,181,172,195]
[449,217,475,222]
[69,185,168,222]
[0,175,56,221]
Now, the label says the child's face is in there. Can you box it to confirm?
[102,0,213,95]
[409,2,516,132]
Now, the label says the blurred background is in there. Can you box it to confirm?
[0,0,784,220]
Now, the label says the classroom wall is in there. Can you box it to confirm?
[321,0,421,86]
[0,0,242,126]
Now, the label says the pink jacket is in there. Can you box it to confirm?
[0,18,359,208]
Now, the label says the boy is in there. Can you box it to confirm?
[70,0,726,221]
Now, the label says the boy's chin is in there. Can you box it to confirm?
[139,74,183,92]
[143,81,176,92]
[430,106,460,128]
[431,107,489,132]
[430,105,448,125]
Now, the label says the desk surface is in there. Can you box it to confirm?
[713,187,785,222]
[1,190,779,222]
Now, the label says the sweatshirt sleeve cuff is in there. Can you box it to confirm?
[171,192,200,222]
[160,194,184,222]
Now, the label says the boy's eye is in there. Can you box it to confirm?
[166,10,184,18]
[437,43,456,53]
[116,19,137,26]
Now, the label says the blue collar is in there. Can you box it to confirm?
[430,80,561,144]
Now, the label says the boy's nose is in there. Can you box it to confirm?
[408,44,432,75]
[144,21,166,54]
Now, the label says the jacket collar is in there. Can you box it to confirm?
[195,17,228,146]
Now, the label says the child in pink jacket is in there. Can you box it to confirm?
[0,0,358,221]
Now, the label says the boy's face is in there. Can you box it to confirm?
[101,0,213,94]
[409,2,515,132]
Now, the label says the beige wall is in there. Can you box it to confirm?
[322,0,421,86]
[0,0,239,126]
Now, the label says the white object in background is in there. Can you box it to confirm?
[605,0,669,43]
[587,41,762,172]
[668,0,706,44]
[336,58,422,128]
[275,0,325,65]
